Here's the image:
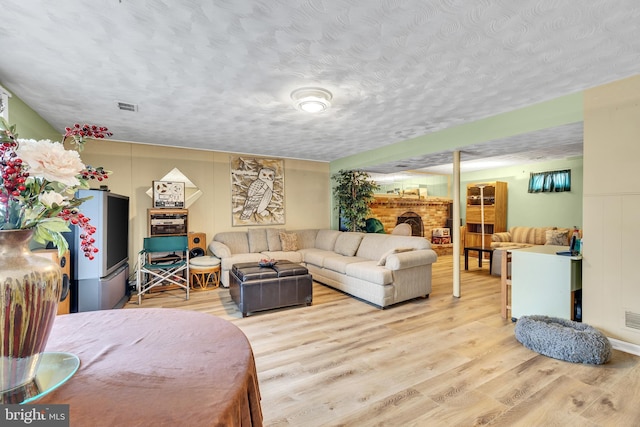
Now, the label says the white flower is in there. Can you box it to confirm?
[39,190,68,208]
[17,139,85,186]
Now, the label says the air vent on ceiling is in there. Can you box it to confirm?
[625,311,640,330]
[117,102,138,112]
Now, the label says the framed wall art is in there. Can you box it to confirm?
[153,181,185,208]
[230,156,285,226]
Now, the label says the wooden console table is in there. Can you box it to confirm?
[38,308,263,426]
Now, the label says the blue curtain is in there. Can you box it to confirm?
[528,169,571,193]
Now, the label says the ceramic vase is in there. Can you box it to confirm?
[0,229,62,393]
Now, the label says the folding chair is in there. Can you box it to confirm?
[136,235,190,304]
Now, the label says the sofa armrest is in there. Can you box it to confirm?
[385,249,437,270]
[492,231,511,242]
[208,241,231,258]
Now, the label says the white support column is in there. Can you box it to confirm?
[453,151,461,298]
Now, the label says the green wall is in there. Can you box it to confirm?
[460,157,583,229]
[373,173,450,198]
[4,87,59,141]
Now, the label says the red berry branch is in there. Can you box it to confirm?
[0,125,29,203]
[64,123,113,150]
[59,209,99,259]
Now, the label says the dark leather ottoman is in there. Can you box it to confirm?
[229,261,313,317]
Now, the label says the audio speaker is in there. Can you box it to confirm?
[33,249,71,315]
[188,232,206,257]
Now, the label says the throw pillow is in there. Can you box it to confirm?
[279,232,299,251]
[376,247,414,266]
[545,229,569,246]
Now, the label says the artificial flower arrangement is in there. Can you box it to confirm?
[0,117,112,258]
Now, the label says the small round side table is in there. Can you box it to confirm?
[189,256,221,290]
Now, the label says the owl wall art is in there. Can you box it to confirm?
[230,156,285,226]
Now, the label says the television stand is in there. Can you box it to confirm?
[75,264,129,312]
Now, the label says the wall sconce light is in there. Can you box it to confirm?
[291,87,332,113]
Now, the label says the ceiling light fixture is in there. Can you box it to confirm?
[291,87,332,113]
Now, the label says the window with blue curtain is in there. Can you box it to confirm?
[528,169,571,193]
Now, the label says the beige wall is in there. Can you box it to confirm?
[583,74,640,345]
[79,141,331,260]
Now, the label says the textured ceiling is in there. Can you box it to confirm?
[1,0,639,173]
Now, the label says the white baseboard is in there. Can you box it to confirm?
[608,337,640,357]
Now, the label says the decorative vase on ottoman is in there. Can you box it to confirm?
[0,229,62,394]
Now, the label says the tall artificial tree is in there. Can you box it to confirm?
[332,169,380,232]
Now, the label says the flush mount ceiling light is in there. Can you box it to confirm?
[291,87,332,113]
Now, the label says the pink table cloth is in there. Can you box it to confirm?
[38,308,263,427]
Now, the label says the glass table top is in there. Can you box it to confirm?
[1,352,80,404]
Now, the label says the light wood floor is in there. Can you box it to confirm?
[124,255,640,426]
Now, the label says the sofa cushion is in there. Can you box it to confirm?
[304,250,339,268]
[295,229,319,249]
[510,226,536,244]
[545,229,569,245]
[491,231,512,243]
[214,232,250,255]
[323,255,368,274]
[296,247,323,261]
[334,232,364,256]
[315,229,341,251]
[247,228,268,253]
[279,231,299,251]
[344,261,393,285]
[266,228,285,251]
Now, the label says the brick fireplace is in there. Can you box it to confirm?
[369,196,453,255]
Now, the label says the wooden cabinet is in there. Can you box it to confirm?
[465,181,507,249]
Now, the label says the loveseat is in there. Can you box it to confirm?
[489,226,572,275]
[208,228,438,308]
[491,226,571,249]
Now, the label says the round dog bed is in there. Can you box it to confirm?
[514,315,612,365]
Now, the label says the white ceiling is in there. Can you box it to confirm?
[1,0,639,174]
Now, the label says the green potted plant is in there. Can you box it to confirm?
[332,169,380,232]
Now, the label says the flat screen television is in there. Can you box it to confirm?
[71,189,130,280]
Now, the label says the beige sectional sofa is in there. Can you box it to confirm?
[208,228,438,308]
